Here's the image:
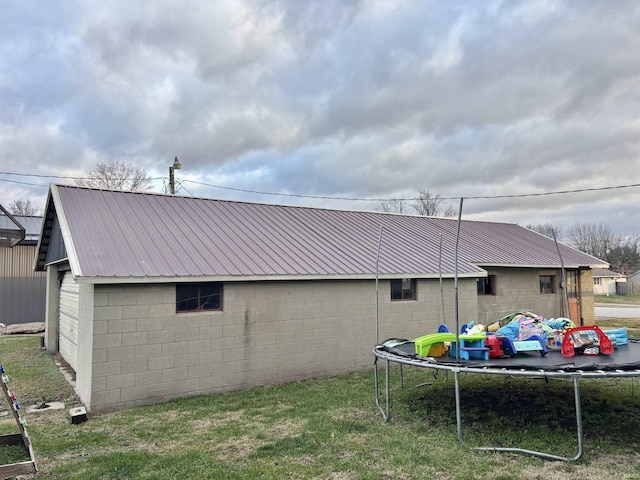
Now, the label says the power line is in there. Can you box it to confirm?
[0,178,50,188]
[2,170,639,202]
[183,179,640,202]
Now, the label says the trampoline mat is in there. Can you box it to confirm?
[377,338,640,372]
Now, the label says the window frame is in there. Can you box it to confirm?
[390,278,417,301]
[539,275,555,294]
[477,275,496,295]
[176,282,223,313]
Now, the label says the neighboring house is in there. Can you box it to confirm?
[592,268,626,296]
[0,205,46,325]
[35,185,606,412]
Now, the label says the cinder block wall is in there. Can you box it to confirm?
[86,278,477,412]
[476,267,583,324]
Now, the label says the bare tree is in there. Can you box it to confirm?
[411,189,456,217]
[375,199,407,214]
[607,235,640,275]
[526,223,562,240]
[77,161,153,192]
[567,222,619,259]
[8,199,41,216]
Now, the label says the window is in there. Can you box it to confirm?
[477,276,495,295]
[176,283,223,312]
[594,278,602,286]
[540,275,555,294]
[391,278,416,301]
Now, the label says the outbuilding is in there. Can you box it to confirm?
[36,185,606,412]
[0,205,46,325]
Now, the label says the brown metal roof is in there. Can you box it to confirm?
[36,185,607,281]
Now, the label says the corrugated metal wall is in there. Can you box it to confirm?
[0,244,46,324]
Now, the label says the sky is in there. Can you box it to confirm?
[1,0,639,238]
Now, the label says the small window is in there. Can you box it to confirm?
[477,276,495,295]
[540,275,555,294]
[594,278,602,286]
[391,279,416,301]
[176,283,223,312]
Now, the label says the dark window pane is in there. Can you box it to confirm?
[478,276,495,295]
[390,280,403,300]
[176,283,223,312]
[539,275,554,294]
[391,279,416,301]
[177,284,199,311]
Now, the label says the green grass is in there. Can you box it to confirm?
[0,443,31,466]
[595,295,640,305]
[3,336,640,478]
[0,336,79,407]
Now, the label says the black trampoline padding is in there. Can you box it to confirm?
[377,338,640,372]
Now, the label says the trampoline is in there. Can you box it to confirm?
[370,199,639,461]
[373,338,640,461]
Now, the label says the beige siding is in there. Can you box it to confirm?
[84,278,477,412]
[0,244,46,324]
[58,273,79,371]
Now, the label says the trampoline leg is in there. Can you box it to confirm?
[374,358,390,422]
[454,370,464,445]
[475,375,584,461]
[573,376,584,460]
[400,364,404,389]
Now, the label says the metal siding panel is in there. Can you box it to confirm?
[0,245,46,324]
[58,273,79,371]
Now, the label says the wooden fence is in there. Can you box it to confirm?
[616,282,640,296]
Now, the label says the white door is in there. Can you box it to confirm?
[58,272,79,371]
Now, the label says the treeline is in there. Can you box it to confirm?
[527,222,640,276]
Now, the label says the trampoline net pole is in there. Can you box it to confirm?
[375,226,383,345]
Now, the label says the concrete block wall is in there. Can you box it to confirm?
[75,282,94,405]
[85,277,477,412]
[476,267,573,324]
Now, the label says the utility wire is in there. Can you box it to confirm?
[183,179,640,202]
[1,170,639,202]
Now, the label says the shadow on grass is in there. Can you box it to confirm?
[395,373,640,456]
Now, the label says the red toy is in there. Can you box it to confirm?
[561,325,614,358]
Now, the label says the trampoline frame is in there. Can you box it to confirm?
[373,346,640,461]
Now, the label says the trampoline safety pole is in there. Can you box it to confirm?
[454,198,464,362]
[375,226,383,345]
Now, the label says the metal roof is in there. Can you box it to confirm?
[35,185,607,282]
[0,210,43,246]
[592,268,624,278]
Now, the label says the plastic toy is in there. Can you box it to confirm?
[561,326,614,358]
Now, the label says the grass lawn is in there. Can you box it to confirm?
[2,336,640,479]
[595,295,640,305]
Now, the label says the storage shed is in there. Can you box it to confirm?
[0,205,46,325]
[35,185,606,412]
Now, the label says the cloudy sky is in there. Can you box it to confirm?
[1,0,639,236]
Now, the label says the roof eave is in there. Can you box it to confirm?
[473,262,609,269]
[73,271,486,285]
